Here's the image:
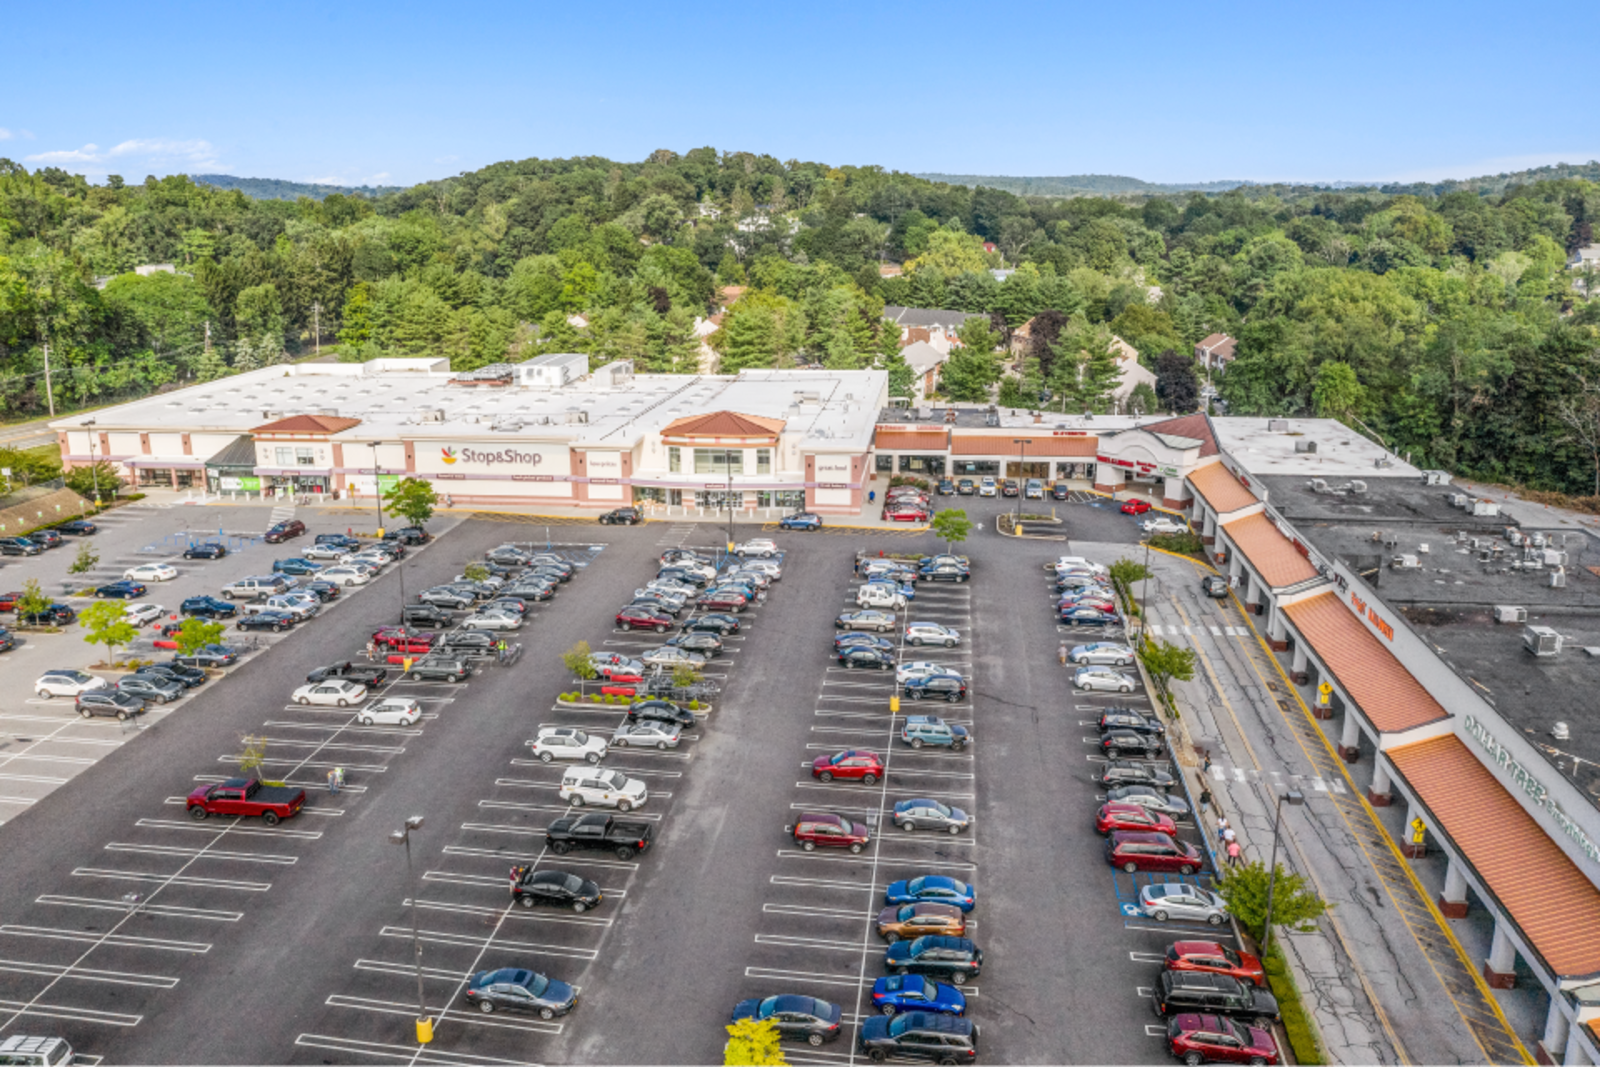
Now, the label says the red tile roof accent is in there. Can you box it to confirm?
[1284,592,1449,733]
[662,411,785,438]
[950,433,1098,457]
[1188,461,1258,513]
[875,429,950,451]
[1222,512,1318,588]
[1138,414,1218,457]
[251,414,363,435]
[1390,735,1600,978]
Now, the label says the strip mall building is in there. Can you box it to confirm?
[55,362,1600,1060]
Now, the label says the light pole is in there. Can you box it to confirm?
[390,815,431,1043]
[368,442,386,538]
[1259,789,1306,958]
[1011,439,1029,525]
[725,447,736,555]
[83,419,102,506]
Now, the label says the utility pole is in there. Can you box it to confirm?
[312,303,321,355]
[42,341,55,417]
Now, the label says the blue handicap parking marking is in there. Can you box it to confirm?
[1120,902,1141,917]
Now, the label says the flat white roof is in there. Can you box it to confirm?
[1211,417,1418,477]
[52,362,887,454]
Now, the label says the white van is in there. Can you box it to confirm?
[0,1036,74,1066]
[856,583,906,609]
[560,767,648,812]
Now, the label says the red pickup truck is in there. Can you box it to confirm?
[372,627,436,654]
[187,778,307,826]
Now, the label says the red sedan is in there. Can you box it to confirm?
[1096,802,1177,836]
[1059,595,1118,613]
[883,504,930,522]
[1120,499,1152,515]
[371,627,436,653]
[1166,940,1267,988]
[812,750,884,784]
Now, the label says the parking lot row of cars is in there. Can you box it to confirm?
[1048,554,1286,1065]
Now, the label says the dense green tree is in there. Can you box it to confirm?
[1154,349,1200,413]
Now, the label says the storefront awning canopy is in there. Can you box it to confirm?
[204,435,259,469]
[1189,461,1258,513]
[1284,592,1449,734]
[950,434,1098,457]
[1222,512,1318,589]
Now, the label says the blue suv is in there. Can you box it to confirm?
[900,715,970,750]
[779,512,823,531]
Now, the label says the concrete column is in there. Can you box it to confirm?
[1564,1027,1593,1066]
[1291,641,1310,686]
[1339,705,1362,763]
[1227,547,1243,584]
[1242,571,1258,613]
[1201,506,1217,544]
[1540,994,1571,1065]
[1484,915,1518,989]
[1368,756,1393,807]
[1439,853,1469,916]
[1267,606,1289,652]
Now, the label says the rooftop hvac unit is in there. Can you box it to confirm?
[1374,456,1394,469]
[1507,527,1524,545]
[1268,418,1290,432]
[1310,478,1330,493]
[1450,493,1470,508]
[1350,480,1368,494]
[1391,554,1421,570]
[565,409,588,425]
[1543,549,1569,567]
[1294,439,1318,454]
[1494,605,1527,624]
[1530,532,1548,548]
[1422,470,1453,486]
[1524,625,1563,657]
[1551,568,1568,589]
[419,409,445,423]
[1473,499,1501,517]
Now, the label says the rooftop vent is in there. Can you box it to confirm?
[1524,625,1563,657]
[1374,456,1394,469]
[1391,554,1421,570]
[1350,480,1367,494]
[1472,499,1501,517]
[418,409,445,423]
[1294,439,1317,454]
[1421,470,1452,486]
[1268,418,1289,432]
[1551,567,1568,589]
[1553,722,1571,741]
[1493,605,1527,624]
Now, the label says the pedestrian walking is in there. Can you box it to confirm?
[1221,825,1237,845]
[327,768,341,795]
[1197,786,1213,813]
[868,490,876,504]
[365,640,377,662]
[1202,753,1213,775]
[1226,840,1241,866]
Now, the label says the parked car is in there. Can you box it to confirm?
[1098,760,1176,789]
[839,645,895,670]
[1061,605,1120,628]
[779,511,823,531]
[858,1012,979,1064]
[1153,970,1280,1025]
[461,609,523,631]
[263,519,307,543]
[836,609,897,632]
[1166,941,1267,988]
[1167,1013,1281,1066]
[19,603,76,627]
[919,560,970,583]
[589,653,645,681]
[372,627,436,653]
[1099,707,1166,737]
[1075,666,1137,693]
[625,699,695,729]
[935,479,956,496]
[956,479,976,495]
[640,645,705,669]
[885,875,975,912]
[1071,642,1135,666]
[812,750,884,784]
[902,675,968,703]
[236,611,297,633]
[306,661,388,688]
[792,811,869,854]
[405,654,473,682]
[58,519,98,535]
[610,721,680,751]
[134,662,206,689]
[123,602,166,626]
[401,603,452,628]
[883,502,930,522]
[36,669,108,700]
[905,622,960,647]
[94,580,147,600]
[1121,499,1152,515]
[598,507,643,525]
[0,537,42,556]
[75,690,146,719]
[730,995,843,1048]
[665,631,723,657]
[978,477,997,497]
[186,777,305,825]
[1050,483,1070,500]
[1106,785,1191,817]
[124,562,177,582]
[356,697,422,726]
[508,866,603,912]
[735,538,780,558]
[900,715,970,750]
[417,587,474,609]
[1202,574,1230,598]
[291,679,369,707]
[1096,802,1177,837]
[893,798,970,834]
[530,727,608,764]
[560,767,648,811]
[180,595,237,619]
[545,812,653,860]
[884,936,982,983]
[172,644,240,669]
[1139,882,1230,926]
[897,661,963,685]
[1024,478,1044,499]
[837,632,895,653]
[1107,830,1203,875]
[877,903,966,943]
[464,967,578,1020]
[1001,478,1020,497]
[697,589,750,613]
[384,526,431,545]
[320,565,372,587]
[115,674,183,704]
[871,975,966,1018]
[1101,729,1167,760]
[270,558,322,577]
[1143,517,1188,535]
[221,575,290,600]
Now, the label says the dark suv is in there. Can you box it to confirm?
[76,690,146,719]
[883,936,982,983]
[858,1011,978,1063]
[1153,970,1280,1025]
[264,519,307,544]
[402,603,454,628]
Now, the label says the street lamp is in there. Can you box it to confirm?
[725,447,736,555]
[367,442,386,538]
[1011,439,1030,525]
[1259,789,1306,958]
[389,815,431,1044]
[83,419,102,506]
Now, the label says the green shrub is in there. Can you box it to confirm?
[1149,530,1205,558]
[1264,942,1325,1064]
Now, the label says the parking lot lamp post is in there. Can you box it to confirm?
[1137,538,1152,648]
[725,448,735,554]
[367,442,385,539]
[1259,789,1305,958]
[1010,439,1028,524]
[390,815,429,1041]
[84,419,102,506]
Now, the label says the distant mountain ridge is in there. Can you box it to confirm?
[915,173,1248,196]
[193,174,407,201]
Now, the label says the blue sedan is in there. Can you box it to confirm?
[1060,605,1119,627]
[871,974,966,1017]
[779,512,823,531]
[884,875,975,912]
[94,580,147,599]
[180,596,238,619]
[272,558,323,576]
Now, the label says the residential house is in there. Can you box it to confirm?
[1110,336,1158,412]
[1194,333,1237,374]
[1569,244,1600,270]
[883,307,985,355]
[900,341,948,399]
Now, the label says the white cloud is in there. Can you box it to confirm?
[0,128,11,142]
[25,144,102,165]
[1385,151,1600,184]
[23,137,221,174]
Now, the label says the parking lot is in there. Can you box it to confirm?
[0,493,1267,1065]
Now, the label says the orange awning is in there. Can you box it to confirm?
[1284,592,1449,734]
[875,429,950,451]
[1222,512,1318,589]
[1188,462,1257,513]
[1391,735,1600,978]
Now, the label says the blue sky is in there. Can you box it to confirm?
[5,0,1596,189]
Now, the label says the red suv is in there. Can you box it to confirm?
[1096,802,1177,836]
[1166,941,1266,988]
[264,519,307,543]
[1105,830,1202,875]
[372,627,436,653]
[792,812,869,854]
[1120,499,1152,515]
[811,750,884,784]
[1166,1013,1279,1065]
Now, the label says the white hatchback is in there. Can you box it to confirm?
[1073,665,1136,693]
[530,727,607,764]
[358,697,422,726]
[978,477,998,497]
[292,679,368,706]
[125,563,177,582]
[320,566,371,587]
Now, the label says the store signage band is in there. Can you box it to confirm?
[1095,455,1179,478]
[1347,591,1395,641]
[1465,715,1600,865]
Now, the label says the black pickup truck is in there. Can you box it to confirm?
[545,813,654,860]
[306,661,389,687]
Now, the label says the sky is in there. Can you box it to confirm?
[5,0,1598,191]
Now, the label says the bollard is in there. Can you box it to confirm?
[416,1017,434,1044]
[890,695,900,714]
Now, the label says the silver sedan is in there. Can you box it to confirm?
[1138,882,1229,926]
[1070,642,1135,666]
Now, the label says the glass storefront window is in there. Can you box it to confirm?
[876,454,894,473]
[275,447,294,466]
[774,490,805,509]
[952,459,1000,475]
[756,448,771,475]
[899,454,946,474]
[694,449,740,475]
[633,487,665,504]
[668,447,681,473]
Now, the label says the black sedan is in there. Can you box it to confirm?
[135,663,206,688]
[509,866,602,912]
[687,612,741,635]
[666,631,724,657]
[936,479,956,495]
[626,699,696,729]
[836,632,895,653]
[236,611,297,633]
[661,548,712,566]
[1099,708,1165,737]
[904,675,968,703]
[182,542,228,560]
[94,580,147,600]
[1051,483,1070,500]
[464,967,577,1019]
[1060,605,1119,628]
[1100,729,1167,760]
[117,674,184,705]
[1097,760,1176,789]
[19,604,76,626]
[181,596,237,619]
[598,507,643,525]
[57,519,98,535]
[301,580,341,602]
[840,646,895,670]
[731,994,843,1047]
[76,690,145,719]
[172,644,239,668]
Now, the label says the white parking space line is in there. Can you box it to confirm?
[34,894,243,922]
[325,994,564,1035]
[70,867,272,891]
[762,903,872,920]
[795,782,973,799]
[295,1033,534,1066]
[770,875,882,893]
[378,926,598,961]
[755,933,876,953]
[0,957,179,989]
[404,898,611,929]
[0,925,211,953]
[104,842,298,865]
[132,817,323,840]
[442,845,639,872]
[0,997,142,1027]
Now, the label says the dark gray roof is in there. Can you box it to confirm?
[883,307,985,330]
[204,435,257,468]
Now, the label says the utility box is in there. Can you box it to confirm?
[1524,625,1563,657]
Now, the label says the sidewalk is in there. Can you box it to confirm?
[1112,541,1532,1067]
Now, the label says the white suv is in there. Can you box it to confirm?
[1074,665,1136,693]
[857,583,906,609]
[529,727,607,764]
[35,669,109,699]
[905,622,960,647]
[978,477,998,497]
[560,767,648,812]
